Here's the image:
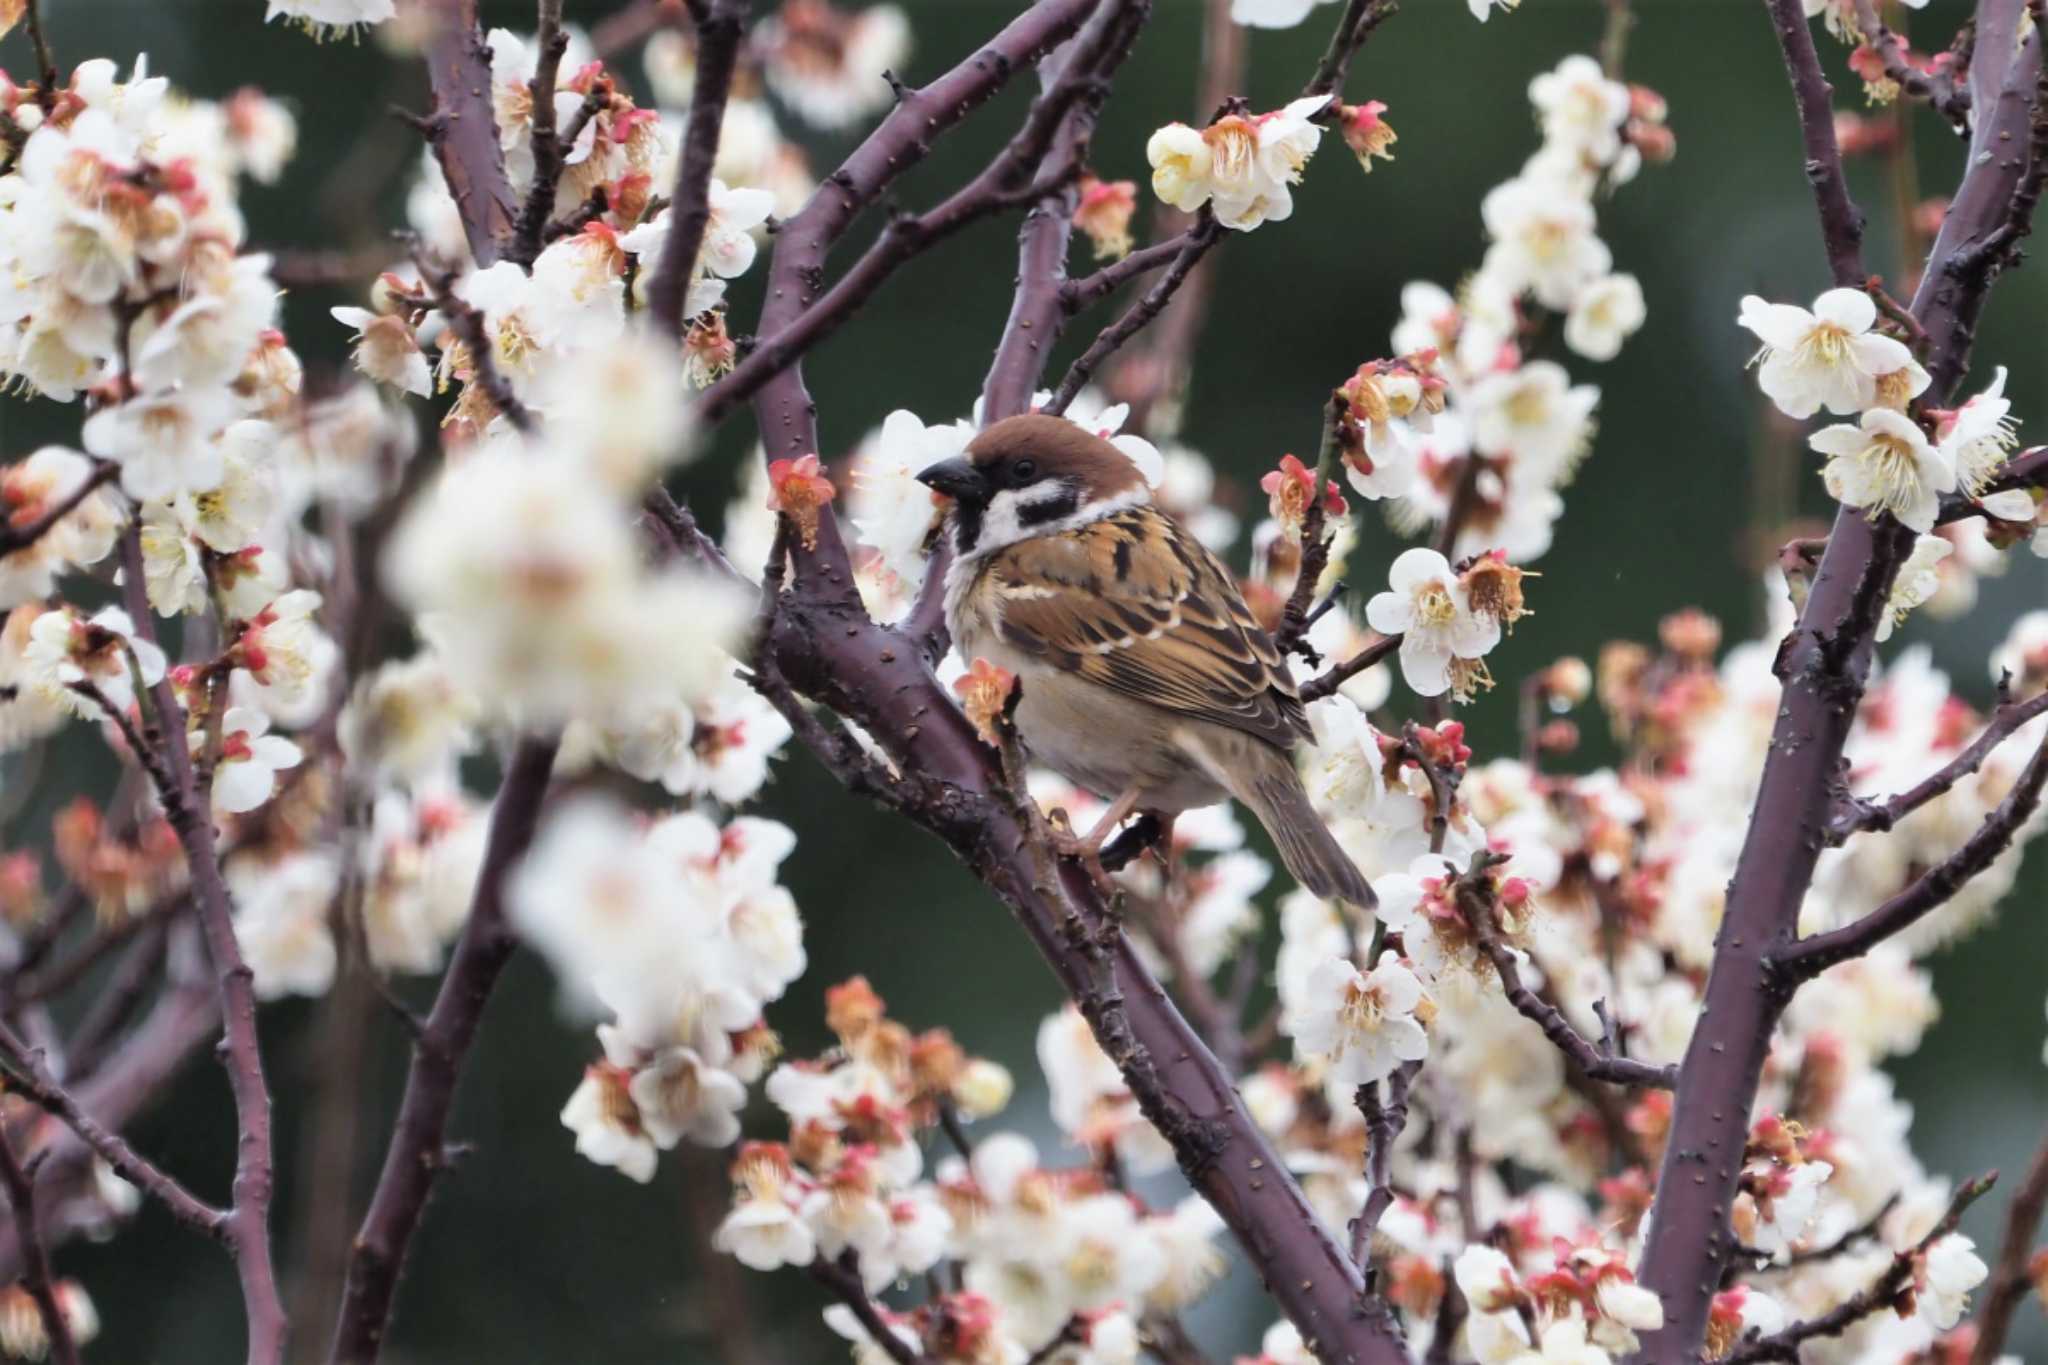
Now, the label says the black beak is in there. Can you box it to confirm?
[917,456,992,503]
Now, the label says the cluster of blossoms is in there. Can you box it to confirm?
[1178,589,2037,1360]
[510,801,805,1182]
[1737,286,2046,628]
[1334,53,1672,577]
[1145,94,1333,232]
[704,977,1227,1365]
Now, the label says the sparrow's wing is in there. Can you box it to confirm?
[984,503,1312,750]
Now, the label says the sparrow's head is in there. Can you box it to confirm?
[918,413,1150,559]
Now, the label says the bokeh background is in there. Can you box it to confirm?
[0,0,2044,1359]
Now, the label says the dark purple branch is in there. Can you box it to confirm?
[1970,1126,2048,1365]
[508,0,572,266]
[0,1131,78,1365]
[1348,1064,1417,1267]
[646,0,748,334]
[1629,7,2048,1358]
[418,253,535,433]
[20,0,57,113]
[717,0,1100,449]
[1767,0,1869,287]
[1303,0,1399,105]
[1060,227,1206,313]
[0,1017,223,1238]
[1784,722,2048,980]
[808,1254,930,1365]
[420,0,518,266]
[1725,1174,1996,1363]
[328,734,560,1365]
[1938,443,2048,523]
[1458,863,1675,1089]
[1300,633,1401,704]
[1851,0,1972,132]
[0,461,114,558]
[1827,690,2048,843]
[117,526,287,1365]
[1044,215,1221,416]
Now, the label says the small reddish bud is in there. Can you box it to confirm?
[766,453,837,551]
[1259,453,1346,537]
[952,657,1017,748]
[1336,99,1397,173]
[1072,174,1137,262]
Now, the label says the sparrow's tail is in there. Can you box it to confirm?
[1211,740,1376,910]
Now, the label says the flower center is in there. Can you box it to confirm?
[1412,580,1457,629]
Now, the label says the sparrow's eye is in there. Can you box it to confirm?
[1011,459,1037,483]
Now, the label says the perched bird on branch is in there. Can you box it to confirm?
[921,413,1374,908]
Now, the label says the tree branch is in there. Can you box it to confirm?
[0,1018,223,1240]
[1851,0,1972,133]
[705,0,1101,447]
[1969,1126,2048,1365]
[1300,634,1401,704]
[116,525,287,1365]
[508,0,573,266]
[1725,1174,1997,1363]
[1630,9,2048,1358]
[808,1254,930,1365]
[0,460,114,558]
[327,734,560,1365]
[646,0,749,333]
[0,1132,78,1365]
[1783,720,2048,980]
[419,0,518,266]
[1044,215,1221,416]
[1765,0,1868,287]
[1827,689,2048,843]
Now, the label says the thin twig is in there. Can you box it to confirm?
[0,1132,78,1365]
[116,524,288,1364]
[808,1254,928,1365]
[0,1019,224,1238]
[1970,1126,2048,1365]
[647,0,748,333]
[1827,689,2048,843]
[0,461,115,558]
[508,0,573,266]
[327,735,560,1365]
[1726,1174,1998,1363]
[1044,215,1220,415]
[1300,634,1401,704]
[1456,855,1675,1089]
[1783,723,2048,980]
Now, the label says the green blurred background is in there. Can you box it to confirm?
[1,0,2044,1359]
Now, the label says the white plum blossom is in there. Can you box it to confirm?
[1146,96,1330,232]
[1738,288,1917,419]
[1366,548,1501,698]
[228,851,341,1000]
[1286,951,1430,1087]
[1563,274,1646,361]
[1230,0,1337,27]
[1877,535,1953,642]
[1936,365,2032,517]
[1529,55,1630,163]
[1917,1233,1988,1329]
[331,305,432,397]
[22,605,167,718]
[210,706,303,816]
[1810,407,1956,533]
[265,0,395,35]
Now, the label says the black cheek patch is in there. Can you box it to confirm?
[1016,488,1082,529]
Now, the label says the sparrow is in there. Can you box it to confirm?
[918,413,1374,909]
